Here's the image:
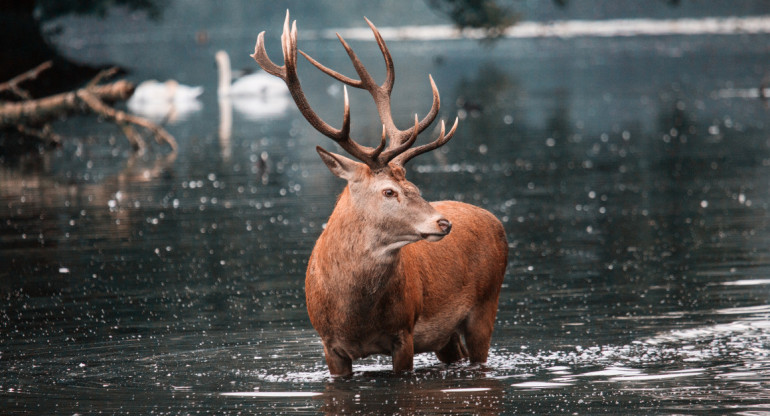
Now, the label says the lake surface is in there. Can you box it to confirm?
[3,4,770,414]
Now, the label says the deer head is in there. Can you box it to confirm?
[252,11,456,246]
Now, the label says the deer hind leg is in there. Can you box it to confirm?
[463,301,499,363]
[435,332,468,364]
[323,344,353,377]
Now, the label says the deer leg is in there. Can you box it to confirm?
[435,332,468,364]
[391,331,414,373]
[323,344,353,377]
[463,303,498,363]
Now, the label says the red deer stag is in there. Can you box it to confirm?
[252,11,508,376]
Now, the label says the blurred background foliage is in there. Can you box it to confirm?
[3,0,695,84]
[32,0,167,20]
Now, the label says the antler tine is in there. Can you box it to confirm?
[364,17,395,93]
[299,50,363,88]
[253,33,281,78]
[297,32,377,89]
[297,17,403,146]
[298,17,394,94]
[253,11,458,170]
[381,115,420,163]
[341,86,351,137]
[251,10,382,169]
[392,117,459,167]
[336,33,379,89]
[415,75,441,136]
[371,124,388,161]
[281,13,291,67]
[289,14,431,163]
[386,74,440,151]
[251,11,296,80]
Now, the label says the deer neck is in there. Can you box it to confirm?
[315,188,404,290]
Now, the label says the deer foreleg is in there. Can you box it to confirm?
[323,344,353,377]
[392,331,415,373]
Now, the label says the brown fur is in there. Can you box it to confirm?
[252,11,508,376]
[306,168,508,376]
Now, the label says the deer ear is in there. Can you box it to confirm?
[316,146,364,181]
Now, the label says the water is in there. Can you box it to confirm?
[3,3,770,414]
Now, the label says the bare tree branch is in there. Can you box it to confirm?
[0,66,178,154]
[0,80,134,126]
[0,61,53,100]
[76,89,177,152]
[85,67,120,89]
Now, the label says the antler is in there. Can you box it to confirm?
[252,10,458,168]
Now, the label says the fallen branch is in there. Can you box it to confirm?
[0,67,177,153]
[0,61,53,100]
[77,89,178,152]
[0,80,134,126]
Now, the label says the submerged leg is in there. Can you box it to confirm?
[323,344,353,377]
[435,332,468,364]
[463,303,498,363]
[392,331,415,373]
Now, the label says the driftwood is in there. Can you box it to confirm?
[0,64,177,153]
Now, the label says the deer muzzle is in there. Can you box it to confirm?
[421,218,452,242]
[437,218,452,234]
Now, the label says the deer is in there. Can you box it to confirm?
[252,11,508,376]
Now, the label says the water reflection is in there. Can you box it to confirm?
[3,9,770,415]
[316,377,505,415]
[218,94,233,160]
[214,49,292,161]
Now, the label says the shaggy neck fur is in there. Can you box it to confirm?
[314,187,404,295]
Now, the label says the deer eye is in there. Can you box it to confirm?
[382,189,398,198]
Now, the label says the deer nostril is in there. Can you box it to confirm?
[437,219,452,234]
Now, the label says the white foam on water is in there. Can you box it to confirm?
[258,369,331,384]
[715,304,770,315]
[511,381,573,389]
[715,371,760,380]
[256,354,442,383]
[573,366,642,378]
[608,368,704,382]
[440,387,492,393]
[220,391,322,398]
[255,312,770,391]
[643,316,770,345]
